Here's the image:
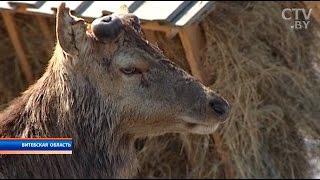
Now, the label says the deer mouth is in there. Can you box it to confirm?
[185,122,220,134]
[180,116,221,134]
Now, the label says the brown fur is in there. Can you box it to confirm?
[0,4,229,178]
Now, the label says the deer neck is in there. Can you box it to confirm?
[0,51,139,178]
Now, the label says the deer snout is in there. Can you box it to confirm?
[209,96,230,121]
[91,15,123,42]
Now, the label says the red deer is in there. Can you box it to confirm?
[0,3,230,178]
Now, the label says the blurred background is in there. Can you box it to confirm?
[0,1,319,178]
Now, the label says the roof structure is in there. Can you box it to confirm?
[0,1,215,86]
[0,1,215,26]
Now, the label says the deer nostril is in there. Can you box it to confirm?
[212,104,225,115]
[209,98,229,118]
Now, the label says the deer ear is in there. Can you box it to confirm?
[56,3,87,56]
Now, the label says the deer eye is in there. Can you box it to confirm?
[120,67,140,75]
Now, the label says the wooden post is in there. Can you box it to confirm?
[179,23,234,178]
[178,23,211,85]
[2,12,33,84]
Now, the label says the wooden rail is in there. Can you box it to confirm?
[2,12,33,84]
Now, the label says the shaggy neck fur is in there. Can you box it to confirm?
[0,45,137,178]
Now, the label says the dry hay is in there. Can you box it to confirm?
[0,15,25,108]
[0,1,319,178]
[136,1,320,178]
[202,1,320,178]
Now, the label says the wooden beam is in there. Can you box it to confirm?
[36,15,54,56]
[165,28,179,39]
[143,30,158,45]
[178,23,211,85]
[2,12,33,84]
[141,22,180,39]
[141,21,178,39]
[141,21,171,32]
[179,23,234,178]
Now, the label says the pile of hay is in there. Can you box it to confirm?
[0,14,24,108]
[0,14,53,109]
[0,1,319,178]
[136,1,320,178]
